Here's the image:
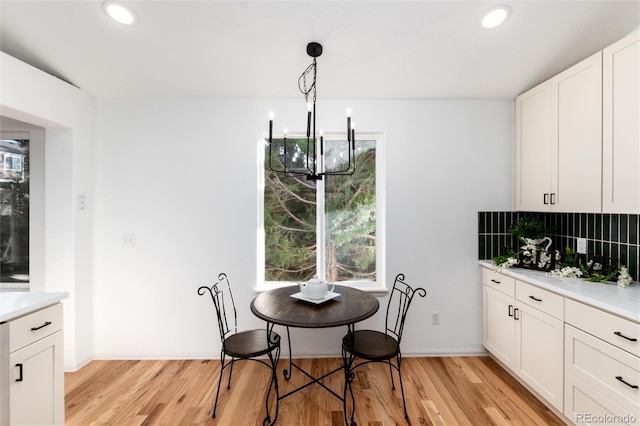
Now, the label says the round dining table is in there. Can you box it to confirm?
[250,284,379,403]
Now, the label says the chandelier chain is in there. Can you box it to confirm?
[298,59,317,105]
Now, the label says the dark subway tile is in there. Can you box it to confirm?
[619,245,629,268]
[595,214,602,240]
[611,214,619,242]
[611,243,619,262]
[580,213,587,238]
[478,212,486,234]
[630,214,638,244]
[620,215,628,243]
[629,245,637,279]
[588,214,595,239]
[603,214,610,241]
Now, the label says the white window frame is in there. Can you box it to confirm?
[257,132,386,294]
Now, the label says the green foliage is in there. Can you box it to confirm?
[508,216,546,240]
[264,139,376,282]
[492,250,516,266]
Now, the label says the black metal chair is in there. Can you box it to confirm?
[198,273,281,425]
[341,273,426,426]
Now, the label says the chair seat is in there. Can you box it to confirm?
[343,330,399,361]
[224,329,280,358]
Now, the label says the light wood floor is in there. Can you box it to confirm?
[65,357,565,425]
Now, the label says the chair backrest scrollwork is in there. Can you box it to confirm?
[385,273,426,344]
[197,272,238,345]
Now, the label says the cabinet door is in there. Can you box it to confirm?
[9,331,64,426]
[603,29,640,213]
[515,81,556,211]
[555,52,602,213]
[565,372,637,426]
[515,302,564,412]
[482,285,516,368]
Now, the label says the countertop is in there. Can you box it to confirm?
[479,260,640,323]
[0,292,68,323]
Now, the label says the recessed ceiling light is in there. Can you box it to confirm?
[481,5,510,29]
[103,1,137,25]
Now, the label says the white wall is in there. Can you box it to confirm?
[1,52,514,363]
[0,52,95,370]
[92,97,513,358]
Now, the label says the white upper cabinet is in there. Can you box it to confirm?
[602,29,640,214]
[515,52,602,212]
[514,80,556,211]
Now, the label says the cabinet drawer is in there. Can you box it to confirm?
[566,298,640,357]
[9,304,63,353]
[516,280,564,320]
[565,324,640,416]
[482,268,515,297]
[565,372,637,425]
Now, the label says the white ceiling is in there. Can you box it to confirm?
[1,0,638,100]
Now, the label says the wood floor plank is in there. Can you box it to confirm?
[65,357,565,425]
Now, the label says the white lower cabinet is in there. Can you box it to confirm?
[3,303,65,426]
[482,284,516,367]
[565,373,637,426]
[481,271,564,412]
[482,265,640,425]
[564,300,640,424]
[515,296,564,411]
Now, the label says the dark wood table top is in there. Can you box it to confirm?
[251,285,379,328]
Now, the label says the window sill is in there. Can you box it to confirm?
[254,281,388,297]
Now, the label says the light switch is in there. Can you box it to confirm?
[122,234,136,247]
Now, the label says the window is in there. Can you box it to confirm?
[259,133,385,290]
[5,156,23,172]
[0,138,29,284]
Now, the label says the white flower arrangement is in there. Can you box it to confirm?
[617,267,633,288]
[549,266,583,278]
[494,241,635,286]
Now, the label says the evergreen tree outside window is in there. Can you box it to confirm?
[261,134,383,288]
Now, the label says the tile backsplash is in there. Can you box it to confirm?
[478,211,640,281]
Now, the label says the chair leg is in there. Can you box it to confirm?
[388,359,396,390]
[396,353,408,420]
[212,352,227,418]
[227,358,235,389]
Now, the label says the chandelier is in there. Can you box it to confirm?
[267,42,356,181]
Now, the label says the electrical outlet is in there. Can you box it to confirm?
[431,311,440,325]
[577,238,587,254]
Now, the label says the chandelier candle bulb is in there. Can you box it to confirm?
[306,103,312,138]
[351,122,356,149]
[320,131,324,172]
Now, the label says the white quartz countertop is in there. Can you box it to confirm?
[479,260,640,323]
[0,292,68,322]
